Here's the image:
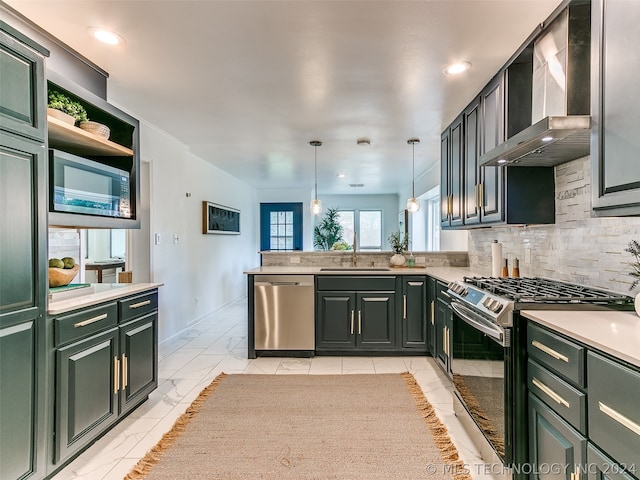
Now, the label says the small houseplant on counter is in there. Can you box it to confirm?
[314,207,345,251]
[388,230,409,266]
[624,240,640,315]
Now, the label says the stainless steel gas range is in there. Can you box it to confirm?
[445,277,633,479]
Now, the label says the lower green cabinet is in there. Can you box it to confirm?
[316,291,395,351]
[401,277,428,351]
[119,313,158,416]
[434,283,452,374]
[587,443,637,480]
[427,277,437,354]
[55,328,119,463]
[528,393,586,480]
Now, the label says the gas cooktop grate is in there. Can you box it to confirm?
[462,276,634,304]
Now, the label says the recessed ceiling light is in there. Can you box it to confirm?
[88,28,125,46]
[443,61,471,75]
[337,173,346,178]
[356,138,371,146]
[497,159,508,164]
[541,136,554,142]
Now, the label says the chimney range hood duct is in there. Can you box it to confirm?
[480,2,591,168]
[479,115,590,167]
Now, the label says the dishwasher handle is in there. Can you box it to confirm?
[255,281,301,287]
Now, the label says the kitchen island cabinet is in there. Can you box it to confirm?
[0,22,49,480]
[400,276,428,351]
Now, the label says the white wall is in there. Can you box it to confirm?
[141,122,258,343]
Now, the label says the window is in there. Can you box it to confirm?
[259,203,303,251]
[336,209,382,250]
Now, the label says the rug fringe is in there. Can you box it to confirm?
[124,372,228,480]
[401,371,473,480]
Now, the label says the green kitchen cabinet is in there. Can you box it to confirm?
[0,22,48,480]
[0,24,47,142]
[441,114,464,228]
[434,282,452,375]
[316,291,395,351]
[426,277,437,354]
[528,394,586,480]
[55,328,119,463]
[119,312,158,416]
[400,276,428,351]
[587,443,637,480]
[591,0,640,216]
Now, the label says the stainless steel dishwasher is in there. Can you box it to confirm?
[254,275,315,351]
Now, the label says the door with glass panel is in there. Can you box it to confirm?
[260,203,303,251]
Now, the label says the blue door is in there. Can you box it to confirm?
[260,203,303,251]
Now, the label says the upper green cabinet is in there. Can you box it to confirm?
[441,114,464,228]
[591,0,640,216]
[0,24,48,142]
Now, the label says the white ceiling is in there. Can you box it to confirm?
[6,0,562,195]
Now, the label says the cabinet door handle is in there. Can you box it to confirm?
[122,353,128,390]
[571,472,581,480]
[74,313,108,328]
[531,340,569,363]
[443,326,447,356]
[532,377,570,408]
[599,402,640,436]
[408,282,423,286]
[403,295,407,319]
[430,301,435,325]
[129,299,151,309]
[446,327,450,356]
[114,357,120,394]
[358,310,362,335]
[474,184,479,213]
[479,182,484,209]
[350,310,354,335]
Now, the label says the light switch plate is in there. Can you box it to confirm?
[154,233,161,245]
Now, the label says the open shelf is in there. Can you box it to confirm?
[47,115,134,156]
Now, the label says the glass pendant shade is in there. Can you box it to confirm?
[407,197,420,212]
[406,138,420,213]
[310,199,322,215]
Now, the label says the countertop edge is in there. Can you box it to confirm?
[48,282,164,315]
[520,309,640,369]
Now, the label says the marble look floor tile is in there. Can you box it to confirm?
[373,356,410,373]
[171,353,226,380]
[309,356,343,374]
[157,348,204,371]
[243,356,283,374]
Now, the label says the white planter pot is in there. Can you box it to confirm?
[635,292,640,316]
[390,254,406,266]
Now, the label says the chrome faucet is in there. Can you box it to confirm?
[352,231,358,267]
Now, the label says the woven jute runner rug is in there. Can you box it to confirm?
[125,372,471,480]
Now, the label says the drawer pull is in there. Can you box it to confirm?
[129,299,151,309]
[531,340,569,363]
[408,282,423,286]
[532,377,570,408]
[74,313,108,328]
[599,401,640,436]
[358,311,362,335]
[430,301,435,325]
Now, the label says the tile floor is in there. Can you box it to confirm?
[51,299,499,480]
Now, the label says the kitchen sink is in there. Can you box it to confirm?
[319,267,391,271]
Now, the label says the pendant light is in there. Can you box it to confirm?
[407,138,420,213]
[310,140,323,215]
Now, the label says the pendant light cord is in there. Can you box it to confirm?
[411,141,415,198]
[314,144,318,201]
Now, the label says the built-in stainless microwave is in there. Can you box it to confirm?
[49,149,131,219]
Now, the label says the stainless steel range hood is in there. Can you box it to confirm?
[479,115,590,167]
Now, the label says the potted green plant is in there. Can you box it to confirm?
[313,208,344,251]
[624,240,640,315]
[47,90,88,126]
[388,230,408,266]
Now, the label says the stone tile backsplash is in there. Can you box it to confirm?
[468,156,640,294]
[261,251,469,268]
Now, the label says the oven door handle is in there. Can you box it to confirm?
[450,301,506,345]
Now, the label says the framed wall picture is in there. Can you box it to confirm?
[202,201,240,234]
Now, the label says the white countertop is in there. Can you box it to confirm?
[48,282,163,315]
[521,309,640,368]
[244,265,480,283]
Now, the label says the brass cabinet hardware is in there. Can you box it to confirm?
[403,295,407,319]
[114,357,120,394]
[474,184,479,213]
[350,310,354,335]
[479,183,484,209]
[358,311,362,335]
[532,377,570,408]
[122,353,128,390]
[74,313,108,328]
[129,299,151,309]
[430,301,435,325]
[408,282,423,286]
[599,402,640,436]
[571,472,581,480]
[531,340,569,362]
